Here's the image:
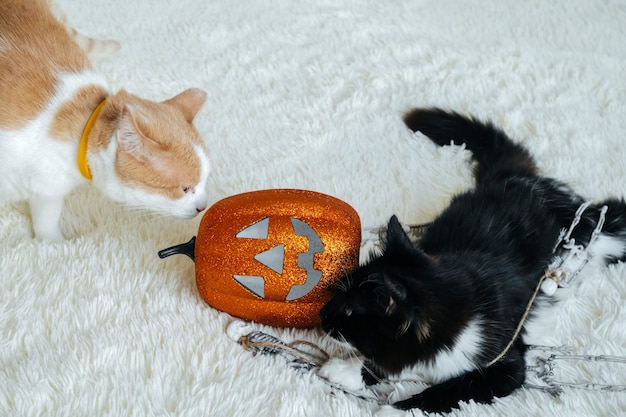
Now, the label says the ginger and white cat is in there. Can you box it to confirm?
[0,0,210,240]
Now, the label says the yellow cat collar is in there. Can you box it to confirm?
[78,99,107,180]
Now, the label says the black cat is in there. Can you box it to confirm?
[320,108,626,413]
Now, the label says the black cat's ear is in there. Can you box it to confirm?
[384,215,431,265]
[384,215,413,252]
[383,273,407,315]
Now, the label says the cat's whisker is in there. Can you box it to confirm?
[332,271,354,294]
[337,333,351,347]
[326,332,360,358]
[332,279,346,294]
[123,207,153,218]
[119,205,189,223]
[117,208,160,223]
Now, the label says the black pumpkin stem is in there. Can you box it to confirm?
[158,236,196,261]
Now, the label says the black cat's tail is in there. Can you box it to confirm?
[403,108,538,183]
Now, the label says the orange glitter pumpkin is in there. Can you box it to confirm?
[159,189,361,327]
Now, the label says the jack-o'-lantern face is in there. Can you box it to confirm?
[194,189,361,327]
[231,216,324,301]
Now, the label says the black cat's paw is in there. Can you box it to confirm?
[393,390,457,414]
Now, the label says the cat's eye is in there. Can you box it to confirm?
[345,306,353,317]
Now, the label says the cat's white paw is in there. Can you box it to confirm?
[30,196,65,241]
[318,357,365,391]
[32,223,64,241]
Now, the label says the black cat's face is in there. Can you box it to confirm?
[320,267,410,367]
[320,215,432,373]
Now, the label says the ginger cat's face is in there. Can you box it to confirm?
[89,88,210,219]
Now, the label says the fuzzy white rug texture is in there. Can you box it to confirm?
[1,0,626,416]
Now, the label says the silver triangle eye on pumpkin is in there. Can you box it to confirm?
[158,189,361,328]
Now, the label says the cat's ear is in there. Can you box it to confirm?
[116,107,158,162]
[384,215,431,264]
[384,215,416,255]
[164,88,207,123]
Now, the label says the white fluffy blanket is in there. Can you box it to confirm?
[2,0,626,416]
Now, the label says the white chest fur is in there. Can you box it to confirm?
[0,71,107,201]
